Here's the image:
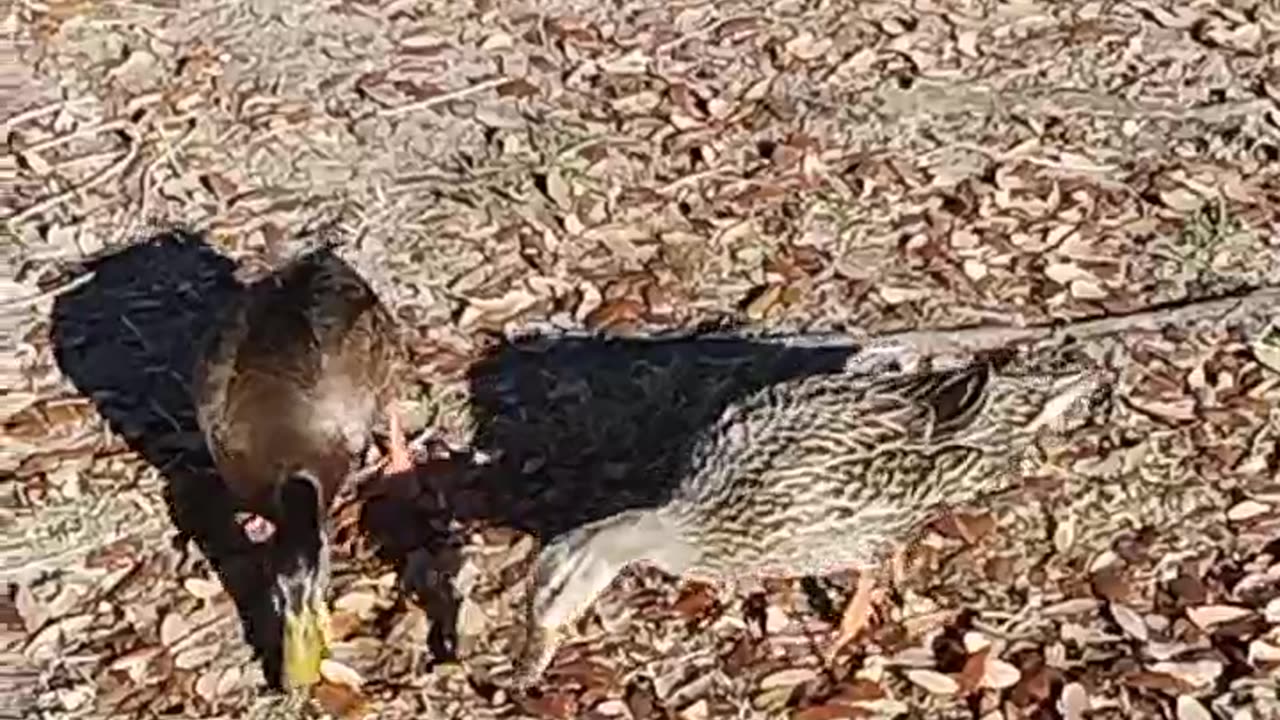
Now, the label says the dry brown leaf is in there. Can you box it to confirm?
[759,667,817,690]
[1159,188,1204,212]
[904,669,958,695]
[1129,397,1197,423]
[1248,639,1280,665]
[215,666,242,696]
[108,645,161,682]
[519,689,578,718]
[1110,603,1148,642]
[1044,598,1100,617]
[333,591,380,619]
[313,680,370,720]
[744,284,784,320]
[878,286,928,305]
[457,288,538,331]
[1187,604,1252,629]
[497,78,539,98]
[1264,597,1280,623]
[173,643,219,670]
[784,31,832,61]
[183,577,223,600]
[543,168,571,211]
[194,669,220,702]
[1226,499,1271,522]
[982,659,1021,690]
[159,611,192,646]
[793,704,862,720]
[1070,279,1108,300]
[1149,660,1223,689]
[584,297,644,331]
[1175,695,1212,720]
[321,658,364,688]
[1251,325,1280,374]
[1053,515,1076,554]
[1058,682,1089,720]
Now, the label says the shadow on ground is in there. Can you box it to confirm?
[46,229,299,691]
[359,330,866,667]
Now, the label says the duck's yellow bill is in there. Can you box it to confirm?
[281,602,331,689]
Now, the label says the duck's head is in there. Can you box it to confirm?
[511,509,696,688]
[246,471,333,690]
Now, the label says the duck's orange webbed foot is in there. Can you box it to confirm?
[384,404,414,475]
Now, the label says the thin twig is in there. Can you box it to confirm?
[5,134,139,225]
[20,120,133,155]
[0,271,96,311]
[1,98,94,130]
[376,77,512,118]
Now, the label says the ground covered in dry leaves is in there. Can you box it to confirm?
[4,0,1280,718]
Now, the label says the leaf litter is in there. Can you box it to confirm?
[4,0,1280,718]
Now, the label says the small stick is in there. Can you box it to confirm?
[0,271,96,311]
[5,137,139,224]
[376,77,511,118]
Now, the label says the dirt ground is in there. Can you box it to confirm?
[4,0,1280,718]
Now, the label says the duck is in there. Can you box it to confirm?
[193,245,415,689]
[512,354,1109,685]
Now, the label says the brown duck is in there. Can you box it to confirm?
[193,246,414,689]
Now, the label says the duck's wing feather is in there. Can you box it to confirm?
[192,248,404,506]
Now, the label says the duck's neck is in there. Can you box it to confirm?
[592,508,698,577]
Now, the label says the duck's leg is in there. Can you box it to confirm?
[384,403,414,475]
[825,569,877,663]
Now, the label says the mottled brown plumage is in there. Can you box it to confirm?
[193,246,411,688]
[514,358,1108,684]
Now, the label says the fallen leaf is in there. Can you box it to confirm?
[520,689,578,718]
[904,669,958,695]
[1058,682,1089,720]
[1252,324,1280,374]
[878,286,929,305]
[982,659,1021,690]
[760,667,817,689]
[1176,695,1212,720]
[321,659,364,688]
[542,168,572,211]
[1110,603,1149,642]
[215,666,242,696]
[108,645,162,682]
[497,78,539,98]
[1227,499,1272,522]
[1149,660,1223,689]
[457,288,539,331]
[963,631,992,654]
[1053,515,1076,554]
[1265,597,1280,623]
[1247,639,1280,665]
[313,680,369,720]
[1044,598,1100,617]
[584,298,644,331]
[159,612,192,646]
[1187,605,1252,630]
[743,284,784,320]
[1070,279,1108,300]
[183,577,223,600]
[195,669,220,702]
[333,591,380,619]
[173,643,219,670]
[1159,188,1204,212]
